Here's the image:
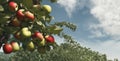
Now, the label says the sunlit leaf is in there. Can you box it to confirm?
[0,5,4,12]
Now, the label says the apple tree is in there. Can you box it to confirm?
[0,0,76,54]
[9,42,109,61]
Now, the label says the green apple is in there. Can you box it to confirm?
[27,41,35,51]
[11,42,20,52]
[38,39,46,46]
[21,27,31,37]
[42,5,52,13]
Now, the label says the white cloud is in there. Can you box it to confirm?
[79,40,120,60]
[90,0,120,37]
[58,0,120,60]
[54,35,64,45]
[57,0,77,17]
[88,0,120,60]
[57,0,88,17]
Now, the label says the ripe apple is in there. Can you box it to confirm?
[32,32,44,40]
[16,9,25,20]
[42,5,52,13]
[8,1,18,12]
[27,41,35,51]
[11,42,20,52]
[11,17,21,27]
[21,27,31,37]
[24,11,35,21]
[3,43,13,54]
[45,35,55,43]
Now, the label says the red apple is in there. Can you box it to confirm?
[24,11,35,21]
[11,17,21,27]
[32,32,44,40]
[16,9,25,20]
[45,35,54,43]
[8,1,18,12]
[11,42,20,52]
[3,43,13,54]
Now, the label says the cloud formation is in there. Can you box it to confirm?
[90,0,120,37]
[58,0,120,60]
[79,40,120,60]
[58,0,120,38]
[57,0,88,17]
[57,0,77,17]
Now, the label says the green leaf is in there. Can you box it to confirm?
[45,16,52,23]
[0,5,4,12]
[21,0,33,8]
[48,26,63,34]
[54,21,77,31]
[50,0,57,3]
[36,21,45,27]
[3,15,10,19]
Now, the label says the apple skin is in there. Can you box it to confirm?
[11,42,20,52]
[8,1,18,12]
[21,27,32,37]
[3,43,13,54]
[32,32,44,40]
[16,9,25,20]
[39,39,45,46]
[24,11,35,21]
[45,35,54,43]
[11,17,21,27]
[43,5,52,13]
[27,41,35,51]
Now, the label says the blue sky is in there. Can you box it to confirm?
[0,0,119,60]
[42,0,120,60]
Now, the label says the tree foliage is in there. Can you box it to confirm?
[0,0,118,61]
[9,42,115,61]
